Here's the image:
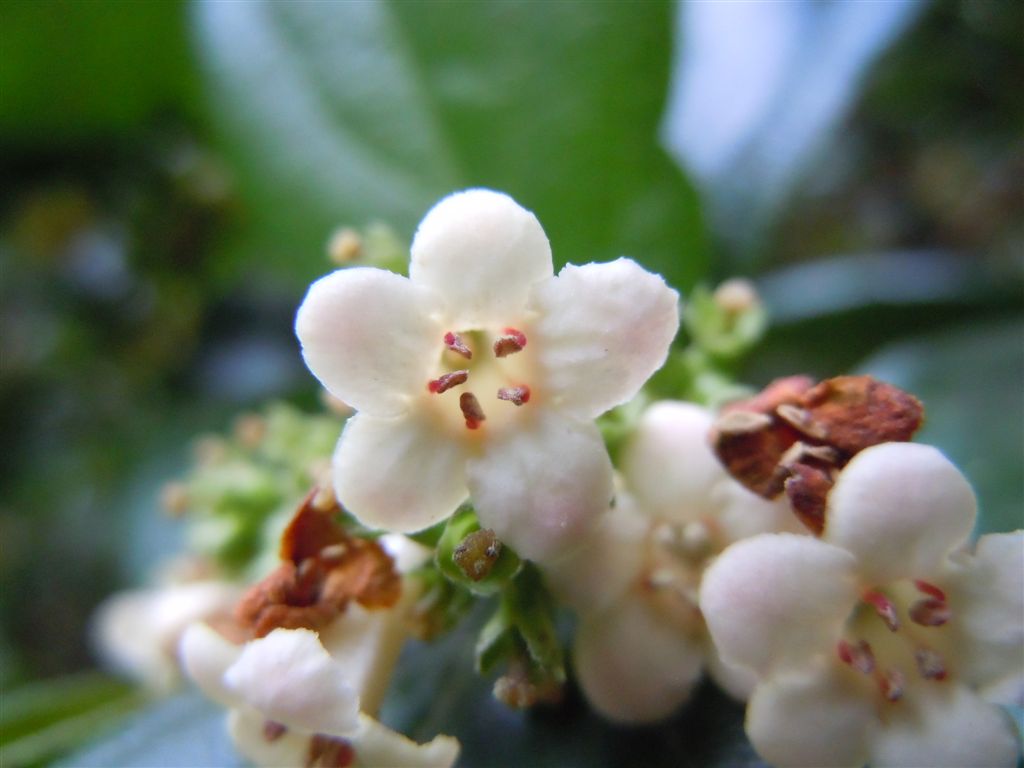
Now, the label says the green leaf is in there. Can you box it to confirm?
[192,0,707,289]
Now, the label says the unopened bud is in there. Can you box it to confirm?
[327,227,363,265]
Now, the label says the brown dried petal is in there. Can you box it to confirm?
[784,461,835,535]
[280,490,349,564]
[711,410,802,498]
[720,375,814,416]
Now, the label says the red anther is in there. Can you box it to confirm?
[863,590,900,632]
[837,639,875,675]
[493,328,527,358]
[460,392,486,429]
[497,385,531,406]
[427,370,469,394]
[263,721,287,742]
[914,648,948,681]
[910,597,952,627]
[879,669,905,702]
[443,332,472,359]
[913,580,947,602]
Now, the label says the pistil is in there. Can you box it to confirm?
[460,392,486,429]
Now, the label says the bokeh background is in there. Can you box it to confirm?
[1,1,1021,765]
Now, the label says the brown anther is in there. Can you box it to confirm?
[452,528,502,581]
[910,598,952,627]
[443,332,472,359]
[308,735,355,768]
[879,669,905,702]
[863,590,900,632]
[263,720,287,742]
[914,648,948,680]
[460,392,486,429]
[493,328,527,358]
[913,580,947,602]
[427,370,469,394]
[497,385,531,406]
[837,639,876,675]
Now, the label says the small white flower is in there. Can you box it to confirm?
[295,189,679,562]
[700,442,1023,768]
[544,401,801,722]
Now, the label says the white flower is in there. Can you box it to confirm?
[544,401,801,722]
[295,189,679,563]
[181,536,459,768]
[700,442,1024,768]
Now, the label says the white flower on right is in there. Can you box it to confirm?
[701,442,1023,768]
[296,189,679,563]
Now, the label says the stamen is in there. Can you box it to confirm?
[308,735,355,768]
[914,648,948,681]
[493,328,527,358]
[863,590,900,631]
[443,332,472,359]
[910,597,952,627]
[428,370,469,394]
[913,580,947,602]
[497,385,531,406]
[837,639,876,675]
[460,392,486,429]
[263,720,287,742]
[879,669,905,702]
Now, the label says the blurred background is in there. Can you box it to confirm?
[1,1,1021,765]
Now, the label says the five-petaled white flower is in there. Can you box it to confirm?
[295,189,679,562]
[543,401,802,722]
[700,442,1023,768]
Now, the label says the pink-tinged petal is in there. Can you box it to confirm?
[229,710,310,768]
[528,259,680,419]
[948,531,1024,691]
[467,412,613,563]
[295,267,442,417]
[700,533,858,676]
[620,401,724,523]
[179,622,243,708]
[409,189,552,327]
[349,713,460,768]
[541,498,648,615]
[574,599,703,724]
[824,443,977,583]
[333,412,468,533]
[869,687,1021,768]
[746,663,873,768]
[224,628,359,736]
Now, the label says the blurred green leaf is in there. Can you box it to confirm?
[0,0,196,143]
[857,318,1024,536]
[193,0,707,290]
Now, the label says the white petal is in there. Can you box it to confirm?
[620,401,723,523]
[949,531,1024,691]
[573,599,703,724]
[296,267,442,417]
[541,497,648,615]
[528,259,679,419]
[824,443,976,583]
[409,189,552,327]
[869,687,1021,768]
[379,534,433,574]
[700,533,858,676]
[333,412,468,533]
[224,628,359,736]
[229,709,310,768]
[705,644,759,702]
[179,622,243,708]
[712,480,806,542]
[350,713,460,768]
[746,664,873,768]
[466,412,613,563]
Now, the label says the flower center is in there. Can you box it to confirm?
[835,578,956,705]
[425,327,535,435]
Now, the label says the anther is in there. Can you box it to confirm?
[263,720,287,742]
[910,597,952,627]
[913,580,947,602]
[460,392,486,429]
[493,328,527,358]
[837,639,876,675]
[914,648,948,681]
[863,590,900,631]
[428,370,469,394]
[879,669,905,702]
[444,332,472,359]
[497,385,531,406]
